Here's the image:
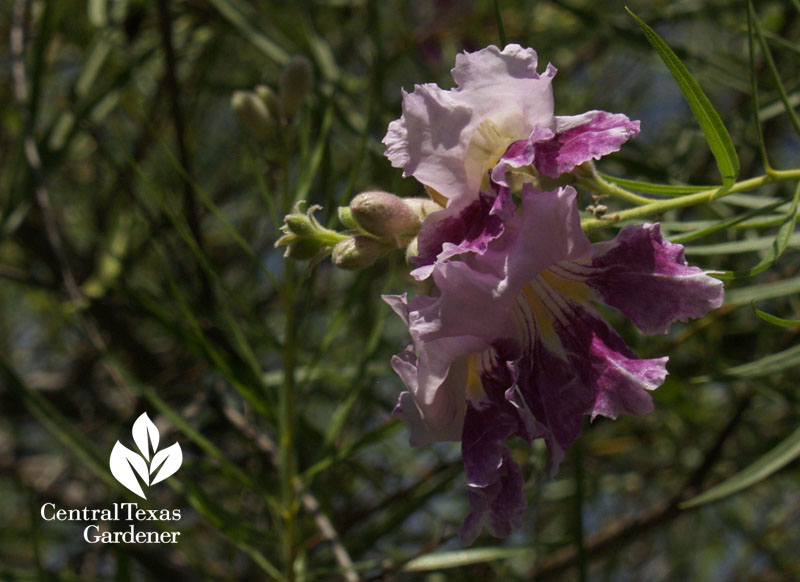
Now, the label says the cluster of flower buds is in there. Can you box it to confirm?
[275,191,442,271]
[231,55,314,139]
[274,203,346,262]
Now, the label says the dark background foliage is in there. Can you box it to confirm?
[1,0,799,580]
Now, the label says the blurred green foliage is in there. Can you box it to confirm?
[1,0,799,580]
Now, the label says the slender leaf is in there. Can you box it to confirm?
[599,173,712,196]
[718,344,800,379]
[725,276,800,305]
[681,425,800,508]
[672,198,786,244]
[752,306,800,327]
[750,1,800,136]
[684,231,800,255]
[403,547,532,572]
[715,182,800,279]
[747,1,771,170]
[627,9,740,188]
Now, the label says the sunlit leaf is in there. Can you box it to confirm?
[403,547,531,572]
[627,9,740,188]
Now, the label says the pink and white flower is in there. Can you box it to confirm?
[381,45,724,544]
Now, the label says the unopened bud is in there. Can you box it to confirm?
[332,236,386,270]
[231,90,274,139]
[350,191,421,245]
[280,236,328,260]
[279,56,313,120]
[275,202,346,262]
[337,206,360,231]
[254,84,280,117]
[403,197,443,220]
[405,237,419,264]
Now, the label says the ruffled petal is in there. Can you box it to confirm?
[383,293,487,446]
[568,223,725,335]
[383,44,556,204]
[412,188,514,279]
[459,401,527,544]
[413,186,590,345]
[533,111,640,178]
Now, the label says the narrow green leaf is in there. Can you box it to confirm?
[205,0,288,65]
[598,173,712,196]
[715,182,800,279]
[750,1,800,136]
[684,231,800,256]
[681,425,800,508]
[671,198,786,244]
[747,1,771,170]
[719,344,800,379]
[403,547,532,572]
[752,306,800,327]
[725,276,800,305]
[627,9,740,188]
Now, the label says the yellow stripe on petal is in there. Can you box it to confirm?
[465,353,485,399]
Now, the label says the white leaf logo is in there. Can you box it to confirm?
[109,413,182,499]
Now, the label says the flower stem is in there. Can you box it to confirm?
[581,168,800,232]
[280,260,298,581]
[577,175,657,206]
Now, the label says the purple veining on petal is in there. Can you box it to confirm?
[580,223,725,335]
[514,272,668,473]
[533,111,640,178]
[413,189,515,276]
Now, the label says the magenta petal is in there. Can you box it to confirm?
[459,400,527,544]
[516,275,668,473]
[490,126,554,188]
[581,223,725,335]
[413,189,515,278]
[534,111,640,178]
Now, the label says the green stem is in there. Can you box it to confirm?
[577,174,657,206]
[280,261,298,581]
[581,169,800,231]
[493,0,507,46]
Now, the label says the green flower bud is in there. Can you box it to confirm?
[349,191,421,246]
[280,235,328,260]
[279,56,313,120]
[337,206,360,231]
[332,236,386,270]
[275,202,346,261]
[231,90,274,139]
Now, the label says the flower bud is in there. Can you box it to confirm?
[254,84,280,117]
[231,90,274,139]
[405,236,419,264]
[332,236,386,270]
[403,197,443,220]
[349,191,421,245]
[275,202,346,262]
[279,56,313,120]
